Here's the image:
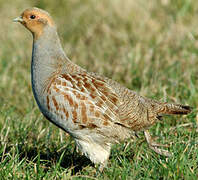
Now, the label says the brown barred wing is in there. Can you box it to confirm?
[45,73,122,131]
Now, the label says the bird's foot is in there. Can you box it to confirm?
[144,130,172,157]
[95,162,107,173]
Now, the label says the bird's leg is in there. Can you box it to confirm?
[144,130,172,157]
[75,145,83,155]
[96,161,107,172]
[144,130,169,147]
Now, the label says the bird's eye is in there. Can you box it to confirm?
[30,15,36,19]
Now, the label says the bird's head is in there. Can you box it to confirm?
[13,7,55,39]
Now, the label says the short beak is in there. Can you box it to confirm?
[13,16,23,23]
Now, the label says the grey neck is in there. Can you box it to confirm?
[31,25,66,102]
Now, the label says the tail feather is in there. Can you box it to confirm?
[157,103,192,115]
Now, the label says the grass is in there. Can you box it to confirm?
[0,0,198,179]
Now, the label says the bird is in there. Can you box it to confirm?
[13,7,192,171]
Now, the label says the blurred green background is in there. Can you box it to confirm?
[0,0,198,179]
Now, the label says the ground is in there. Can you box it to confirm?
[0,0,198,179]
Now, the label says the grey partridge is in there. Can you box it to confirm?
[13,7,192,171]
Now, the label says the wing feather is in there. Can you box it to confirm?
[46,73,122,131]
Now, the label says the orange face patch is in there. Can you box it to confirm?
[20,8,55,39]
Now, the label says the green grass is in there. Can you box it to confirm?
[0,0,198,179]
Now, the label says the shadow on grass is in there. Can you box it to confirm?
[1,139,138,174]
[1,142,93,174]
